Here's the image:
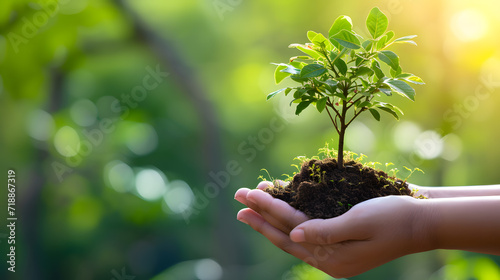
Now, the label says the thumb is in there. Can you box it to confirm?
[290,216,360,244]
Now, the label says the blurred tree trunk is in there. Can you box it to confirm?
[21,67,66,279]
[113,1,249,278]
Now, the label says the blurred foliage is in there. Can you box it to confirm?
[1,0,500,279]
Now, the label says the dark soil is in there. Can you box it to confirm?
[264,158,412,219]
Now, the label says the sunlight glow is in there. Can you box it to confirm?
[450,9,488,42]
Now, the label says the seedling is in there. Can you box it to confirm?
[267,7,424,168]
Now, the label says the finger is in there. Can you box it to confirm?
[290,215,366,245]
[246,189,309,233]
[256,181,273,190]
[234,188,252,206]
[237,208,312,260]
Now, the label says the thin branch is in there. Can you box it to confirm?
[321,47,339,77]
[346,108,366,127]
[327,99,342,119]
[346,95,365,110]
[325,104,340,134]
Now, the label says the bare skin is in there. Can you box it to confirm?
[235,182,500,278]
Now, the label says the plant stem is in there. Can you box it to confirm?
[337,100,348,169]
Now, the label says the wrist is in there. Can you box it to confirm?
[408,198,437,253]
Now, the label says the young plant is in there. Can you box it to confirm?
[267,7,424,168]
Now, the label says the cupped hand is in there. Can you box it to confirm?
[235,183,429,278]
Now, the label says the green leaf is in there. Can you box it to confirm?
[394,35,417,46]
[329,15,353,38]
[376,35,388,50]
[267,88,286,100]
[334,58,347,75]
[390,66,402,78]
[312,33,329,48]
[300,64,327,78]
[357,100,371,108]
[384,79,415,101]
[316,97,328,113]
[362,40,373,51]
[385,31,395,42]
[273,63,300,75]
[273,64,290,84]
[356,66,374,76]
[397,73,425,85]
[332,30,361,49]
[366,7,388,39]
[378,107,399,120]
[378,86,392,96]
[378,50,400,70]
[289,44,323,59]
[295,101,312,115]
[360,77,370,88]
[285,88,292,96]
[322,79,338,93]
[293,88,306,99]
[371,60,384,79]
[307,31,318,42]
[290,75,309,83]
[369,109,381,121]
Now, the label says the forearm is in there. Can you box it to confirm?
[411,184,500,198]
[420,196,500,255]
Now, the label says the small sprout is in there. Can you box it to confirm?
[385,162,394,173]
[258,168,274,182]
[337,201,344,206]
[403,166,425,182]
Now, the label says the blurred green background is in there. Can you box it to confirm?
[1,0,500,279]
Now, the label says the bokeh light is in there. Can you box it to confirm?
[415,130,444,160]
[70,99,98,127]
[124,122,158,156]
[163,180,194,215]
[26,109,55,141]
[135,168,168,201]
[105,160,135,193]
[194,259,223,280]
[392,121,422,153]
[345,121,375,155]
[54,125,81,157]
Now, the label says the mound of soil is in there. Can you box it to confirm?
[265,158,412,219]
